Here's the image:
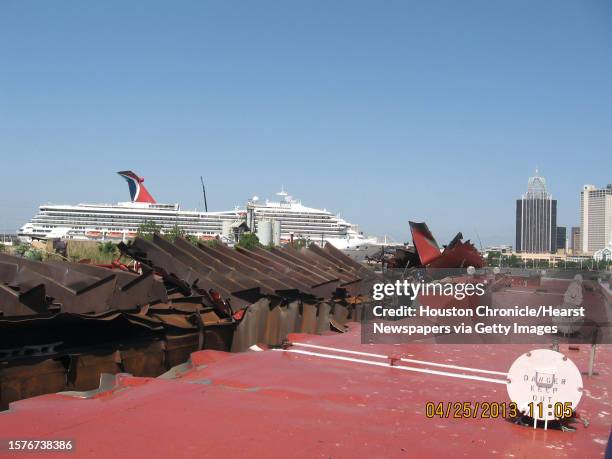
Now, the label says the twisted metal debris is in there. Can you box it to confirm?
[0,238,377,408]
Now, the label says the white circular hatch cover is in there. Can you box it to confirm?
[507,349,583,421]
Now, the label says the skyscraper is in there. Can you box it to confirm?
[515,170,557,254]
[580,184,612,254]
[556,226,566,252]
[570,226,581,255]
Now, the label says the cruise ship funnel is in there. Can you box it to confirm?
[117,170,156,203]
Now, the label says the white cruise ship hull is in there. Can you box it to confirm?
[19,172,379,250]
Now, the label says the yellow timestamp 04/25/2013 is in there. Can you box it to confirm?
[425,401,574,419]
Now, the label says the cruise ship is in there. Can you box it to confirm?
[19,171,243,242]
[247,190,378,249]
[19,172,378,249]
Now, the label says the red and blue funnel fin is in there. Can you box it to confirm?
[117,171,156,203]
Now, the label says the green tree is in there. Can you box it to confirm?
[200,238,219,248]
[98,241,117,258]
[165,224,185,243]
[0,243,5,253]
[292,237,309,250]
[507,254,521,268]
[236,232,261,250]
[14,242,31,256]
[136,220,161,241]
[185,234,201,246]
[486,251,501,266]
[24,248,43,261]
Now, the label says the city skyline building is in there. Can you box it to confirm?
[571,226,581,255]
[556,226,566,252]
[515,170,557,254]
[580,184,612,254]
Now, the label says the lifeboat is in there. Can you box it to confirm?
[108,232,123,238]
[127,232,137,238]
[86,231,102,238]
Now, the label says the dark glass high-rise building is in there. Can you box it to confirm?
[556,226,566,251]
[515,171,557,253]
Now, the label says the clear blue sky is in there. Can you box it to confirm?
[1,0,611,245]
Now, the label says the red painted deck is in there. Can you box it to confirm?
[1,323,610,458]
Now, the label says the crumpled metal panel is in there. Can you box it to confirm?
[248,246,339,285]
[236,246,340,298]
[0,283,49,316]
[230,299,350,351]
[114,237,379,353]
[0,253,167,316]
[230,298,271,352]
[273,246,354,284]
[0,256,116,314]
[0,358,67,410]
[47,261,167,309]
[198,242,314,295]
[0,236,378,408]
[409,221,486,268]
[118,341,166,377]
[120,236,262,309]
[119,236,378,306]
